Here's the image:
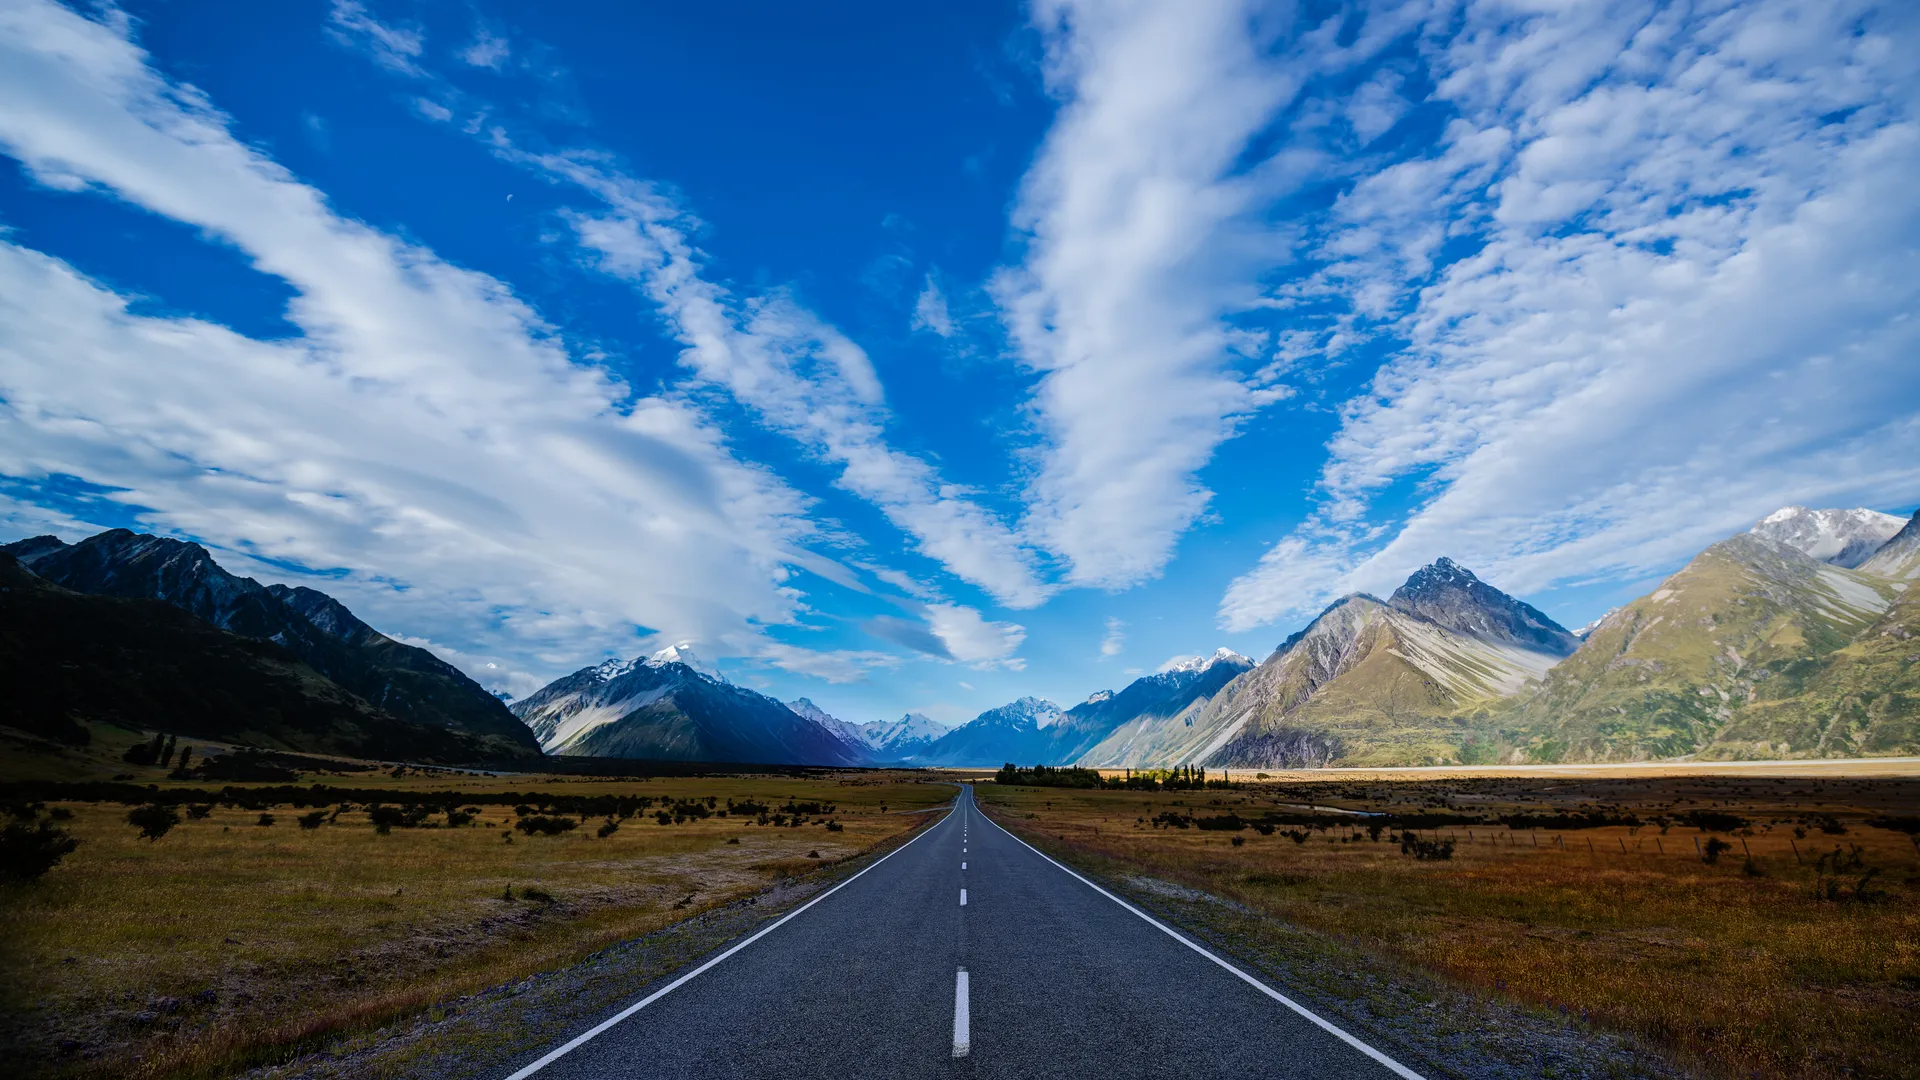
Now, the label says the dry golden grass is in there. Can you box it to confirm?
[0,771,951,1079]
[979,774,1920,1080]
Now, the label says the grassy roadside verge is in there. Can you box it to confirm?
[1,771,953,1079]
[975,775,1920,1080]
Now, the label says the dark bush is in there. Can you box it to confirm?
[1680,810,1748,833]
[519,885,556,903]
[127,804,180,841]
[0,817,80,882]
[1400,833,1456,860]
[1195,814,1247,831]
[516,815,578,837]
[256,813,275,827]
[184,804,213,820]
[596,818,619,838]
[296,810,327,830]
[446,810,475,828]
[1702,837,1732,865]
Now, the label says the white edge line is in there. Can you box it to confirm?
[503,798,955,1079]
[976,794,1427,1080]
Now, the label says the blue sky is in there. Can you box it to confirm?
[2,0,1917,726]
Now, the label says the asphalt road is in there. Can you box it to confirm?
[499,785,1422,1080]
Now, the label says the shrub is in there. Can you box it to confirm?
[825,820,843,832]
[446,810,475,828]
[0,817,80,882]
[515,815,578,837]
[519,885,556,904]
[256,813,276,827]
[1702,837,1732,865]
[1400,833,1456,860]
[1230,836,1245,847]
[596,818,620,838]
[127,804,180,842]
[1680,810,1748,833]
[296,810,327,830]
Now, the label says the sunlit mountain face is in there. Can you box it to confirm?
[1,0,1916,731]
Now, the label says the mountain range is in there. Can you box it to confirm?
[507,646,866,766]
[2,529,539,761]
[5,505,1917,771]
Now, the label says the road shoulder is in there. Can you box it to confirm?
[240,810,948,1080]
[982,808,1696,1080]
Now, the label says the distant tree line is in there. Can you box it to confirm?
[993,763,1234,791]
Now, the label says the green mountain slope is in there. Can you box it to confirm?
[1501,534,1900,761]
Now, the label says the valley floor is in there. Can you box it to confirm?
[977,772,1920,1080]
[0,758,952,1080]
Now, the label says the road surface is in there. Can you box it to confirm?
[498,785,1422,1079]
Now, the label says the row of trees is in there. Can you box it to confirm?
[992,763,1234,791]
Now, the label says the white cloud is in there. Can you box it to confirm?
[461,28,511,71]
[924,602,1026,670]
[744,641,903,684]
[910,273,954,337]
[1098,615,1124,657]
[326,0,423,76]
[0,0,876,684]
[1221,0,1920,630]
[412,96,452,122]
[994,0,1415,590]
[484,146,1054,609]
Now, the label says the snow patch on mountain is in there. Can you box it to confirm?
[1156,647,1253,674]
[1751,506,1905,569]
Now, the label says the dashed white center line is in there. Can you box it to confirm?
[961,861,966,870]
[960,888,968,906]
[952,968,971,1058]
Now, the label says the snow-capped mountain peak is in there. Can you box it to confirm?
[1750,506,1906,569]
[1157,647,1253,674]
[644,641,724,682]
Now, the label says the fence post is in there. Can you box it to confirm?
[1790,838,1801,864]
[1693,835,1702,858]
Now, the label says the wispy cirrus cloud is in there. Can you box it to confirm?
[1221,0,1920,629]
[0,0,873,688]
[327,6,1056,612]
[994,0,1424,592]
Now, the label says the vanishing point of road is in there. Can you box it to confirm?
[496,785,1424,1080]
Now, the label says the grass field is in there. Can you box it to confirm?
[0,757,956,1080]
[979,771,1920,1080]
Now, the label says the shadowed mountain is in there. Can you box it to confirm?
[1069,650,1255,767]
[0,554,496,761]
[513,648,868,765]
[914,697,1065,767]
[5,531,540,758]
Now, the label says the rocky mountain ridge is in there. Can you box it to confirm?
[3,529,539,758]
